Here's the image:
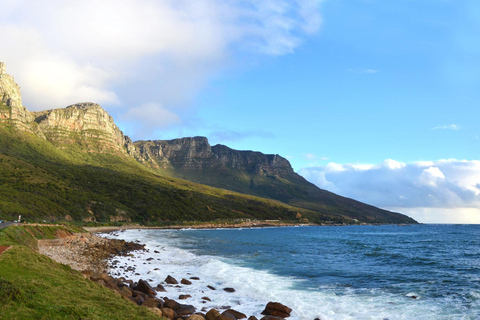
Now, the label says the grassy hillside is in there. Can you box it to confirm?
[0,225,161,319]
[167,166,417,224]
[0,125,348,225]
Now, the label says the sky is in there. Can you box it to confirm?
[1,0,480,223]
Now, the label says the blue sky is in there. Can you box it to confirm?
[1,0,480,223]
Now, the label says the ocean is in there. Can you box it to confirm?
[104,225,480,320]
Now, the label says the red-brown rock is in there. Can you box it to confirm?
[165,275,178,284]
[222,309,247,319]
[137,279,157,296]
[261,302,292,318]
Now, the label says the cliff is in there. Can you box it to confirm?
[0,63,139,155]
[134,138,415,223]
[0,62,34,130]
[31,103,131,154]
[0,62,417,224]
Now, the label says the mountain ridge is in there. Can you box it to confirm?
[0,62,417,224]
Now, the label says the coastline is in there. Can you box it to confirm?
[39,226,294,320]
[83,221,314,234]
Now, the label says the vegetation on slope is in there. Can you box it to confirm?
[0,125,348,225]
[0,225,161,320]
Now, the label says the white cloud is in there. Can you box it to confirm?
[121,103,182,138]
[0,0,324,121]
[299,159,480,223]
[433,124,461,130]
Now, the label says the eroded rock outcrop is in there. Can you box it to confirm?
[32,102,130,154]
[134,137,294,176]
[0,62,34,129]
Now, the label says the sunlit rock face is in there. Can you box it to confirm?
[0,62,34,129]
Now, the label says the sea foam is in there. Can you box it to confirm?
[103,228,474,320]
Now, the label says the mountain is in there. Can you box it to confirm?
[0,62,417,224]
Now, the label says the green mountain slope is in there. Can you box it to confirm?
[135,139,417,224]
[0,62,416,224]
[0,125,348,224]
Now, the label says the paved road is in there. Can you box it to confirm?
[0,222,15,230]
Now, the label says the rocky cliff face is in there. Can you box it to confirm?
[134,137,294,176]
[0,62,138,155]
[0,62,34,130]
[32,102,131,153]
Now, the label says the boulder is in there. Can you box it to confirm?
[223,309,247,319]
[223,288,235,293]
[137,279,157,296]
[118,286,133,298]
[148,307,163,317]
[165,275,178,284]
[179,294,192,300]
[261,302,292,318]
[160,307,176,320]
[248,317,258,320]
[190,277,200,280]
[156,284,167,292]
[215,316,235,320]
[164,299,180,310]
[260,316,283,320]
[207,285,216,290]
[201,297,211,301]
[181,278,193,285]
[143,298,163,308]
[177,304,196,316]
[206,309,221,320]
[188,315,206,320]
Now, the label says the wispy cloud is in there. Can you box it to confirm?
[433,124,462,130]
[0,0,325,136]
[210,129,275,143]
[348,68,380,74]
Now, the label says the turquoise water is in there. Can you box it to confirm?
[107,225,480,319]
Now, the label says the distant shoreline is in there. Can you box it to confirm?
[84,221,314,233]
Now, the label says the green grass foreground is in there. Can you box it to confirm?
[0,225,163,320]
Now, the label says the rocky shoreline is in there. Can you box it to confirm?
[83,221,312,234]
[39,230,297,320]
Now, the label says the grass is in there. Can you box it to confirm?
[0,225,164,319]
[0,125,348,225]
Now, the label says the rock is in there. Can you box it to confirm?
[223,287,235,293]
[260,316,283,320]
[165,275,178,284]
[181,278,193,285]
[215,316,235,320]
[207,285,216,290]
[179,294,192,300]
[261,302,292,318]
[176,304,196,316]
[133,295,145,305]
[222,309,247,319]
[118,286,133,298]
[156,283,167,292]
[148,307,163,317]
[164,299,180,310]
[206,309,221,320]
[201,297,211,301]
[188,315,206,320]
[190,277,200,280]
[161,307,176,320]
[142,298,163,308]
[248,317,258,320]
[137,279,157,296]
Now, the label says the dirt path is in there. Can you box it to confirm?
[0,245,11,256]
